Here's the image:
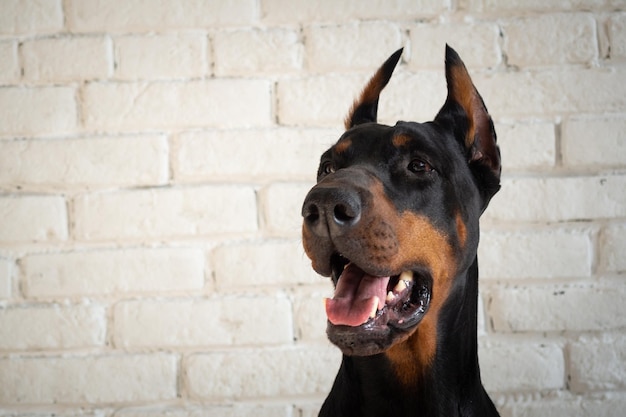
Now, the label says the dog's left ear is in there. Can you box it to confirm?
[345,48,403,129]
[435,45,501,206]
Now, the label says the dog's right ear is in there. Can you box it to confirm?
[344,48,403,129]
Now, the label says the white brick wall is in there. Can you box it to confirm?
[0,86,77,135]
[502,13,597,67]
[113,33,209,80]
[0,1,624,416]
[21,36,111,82]
[569,333,626,393]
[0,354,178,404]
[0,195,67,242]
[213,28,303,75]
[0,41,19,82]
[0,136,169,190]
[113,297,293,347]
[185,347,340,400]
[0,304,106,350]
[479,339,565,393]
[73,186,258,241]
[82,80,272,130]
[22,248,205,298]
[0,0,63,34]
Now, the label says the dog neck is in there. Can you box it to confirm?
[319,257,498,417]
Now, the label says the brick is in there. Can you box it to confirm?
[262,0,445,23]
[562,116,626,168]
[0,136,168,191]
[602,223,626,272]
[479,340,564,393]
[485,174,626,223]
[214,28,303,75]
[502,14,597,67]
[82,80,271,130]
[0,354,177,404]
[22,248,204,298]
[114,405,291,417]
[114,33,208,80]
[305,22,402,71]
[0,304,105,350]
[73,186,257,241]
[0,0,63,34]
[114,297,293,347]
[570,333,626,392]
[0,41,19,83]
[66,0,257,32]
[172,128,337,182]
[260,182,314,236]
[21,36,110,82]
[478,227,592,279]
[506,395,626,417]
[0,259,12,298]
[0,86,77,136]
[185,347,340,399]
[475,68,626,117]
[409,23,500,69]
[476,0,607,12]
[0,195,67,243]
[608,12,626,59]
[487,283,626,332]
[495,122,556,170]
[213,240,319,289]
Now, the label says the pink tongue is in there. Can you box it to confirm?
[325,263,390,327]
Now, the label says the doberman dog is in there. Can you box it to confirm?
[301,46,501,417]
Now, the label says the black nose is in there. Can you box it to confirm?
[302,186,362,237]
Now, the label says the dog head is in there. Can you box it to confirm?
[301,47,500,357]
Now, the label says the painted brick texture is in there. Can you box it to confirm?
[0,1,624,416]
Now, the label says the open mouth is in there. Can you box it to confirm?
[325,253,432,332]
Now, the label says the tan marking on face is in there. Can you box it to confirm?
[456,211,467,249]
[334,138,352,154]
[392,134,411,148]
[385,316,437,385]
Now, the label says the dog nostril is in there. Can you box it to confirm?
[303,203,320,224]
[333,203,358,225]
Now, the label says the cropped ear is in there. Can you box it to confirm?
[435,45,501,206]
[345,48,403,129]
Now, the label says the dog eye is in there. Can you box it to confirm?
[320,161,336,175]
[408,159,433,174]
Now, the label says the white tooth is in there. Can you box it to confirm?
[369,296,379,318]
[399,270,413,282]
[386,291,395,302]
[393,279,407,294]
